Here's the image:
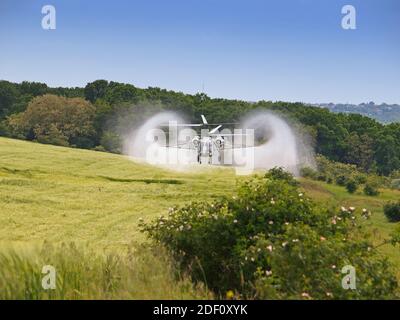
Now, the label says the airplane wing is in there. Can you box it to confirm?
[159,123,203,127]
[163,141,196,149]
[209,133,252,136]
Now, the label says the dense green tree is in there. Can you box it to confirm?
[84,80,109,103]
[7,94,96,148]
[0,81,19,118]
[344,132,375,171]
[374,135,400,175]
[20,81,48,96]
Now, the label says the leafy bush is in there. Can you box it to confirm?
[384,202,400,222]
[391,179,400,190]
[35,124,69,146]
[363,183,380,196]
[100,131,121,153]
[300,167,318,180]
[312,155,390,189]
[141,168,398,299]
[0,121,11,137]
[345,179,358,194]
[265,167,299,186]
[354,174,367,185]
[335,175,348,186]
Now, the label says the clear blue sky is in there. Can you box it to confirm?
[0,0,399,104]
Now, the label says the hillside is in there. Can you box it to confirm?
[1,136,399,254]
[0,137,238,250]
[313,102,400,123]
[1,137,400,298]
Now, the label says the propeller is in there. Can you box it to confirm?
[209,125,222,134]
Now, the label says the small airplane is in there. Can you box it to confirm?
[160,115,250,164]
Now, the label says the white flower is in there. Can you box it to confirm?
[362,208,367,213]
[267,245,273,252]
[301,292,310,298]
[251,257,255,262]
[341,206,347,212]
[292,239,299,243]
[282,242,288,247]
[349,207,355,212]
[266,270,272,276]
[298,193,303,197]
[233,219,238,224]
[331,265,336,269]
[268,220,274,225]
[326,292,333,297]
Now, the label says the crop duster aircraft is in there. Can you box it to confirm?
[160,115,250,165]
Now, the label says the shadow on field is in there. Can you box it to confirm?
[98,175,184,185]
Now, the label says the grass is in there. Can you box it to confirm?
[0,243,212,299]
[0,137,237,250]
[0,136,399,298]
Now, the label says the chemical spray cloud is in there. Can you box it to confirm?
[123,110,315,175]
[239,110,315,175]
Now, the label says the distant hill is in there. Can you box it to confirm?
[312,102,400,123]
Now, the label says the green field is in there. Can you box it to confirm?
[0,137,399,298]
[0,137,238,250]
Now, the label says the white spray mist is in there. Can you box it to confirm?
[123,110,315,175]
[239,110,315,175]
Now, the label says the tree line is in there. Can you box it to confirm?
[0,79,399,176]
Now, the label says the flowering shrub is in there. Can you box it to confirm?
[140,168,398,299]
